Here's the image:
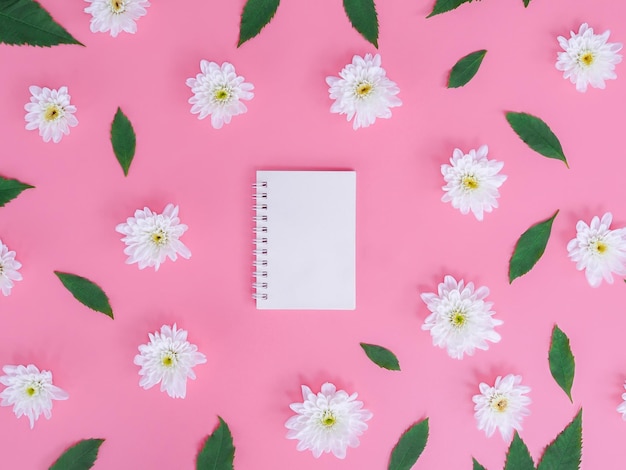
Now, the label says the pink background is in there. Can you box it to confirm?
[1,0,626,468]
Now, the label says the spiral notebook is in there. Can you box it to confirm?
[253,170,356,310]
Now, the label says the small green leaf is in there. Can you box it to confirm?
[110,107,136,176]
[388,418,429,470]
[523,0,531,6]
[54,272,113,319]
[536,409,582,470]
[0,176,34,207]
[360,343,401,371]
[427,0,476,18]
[506,112,568,167]
[509,210,559,283]
[237,0,280,47]
[196,416,235,470]
[0,0,83,47]
[473,458,488,470]
[549,325,575,402]
[343,0,378,48]
[504,432,535,470]
[49,439,105,470]
[447,50,487,88]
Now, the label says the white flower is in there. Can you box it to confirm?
[186,61,254,129]
[115,203,191,271]
[556,23,622,92]
[84,0,150,37]
[0,240,22,296]
[473,374,531,441]
[617,382,626,419]
[134,324,207,399]
[567,212,626,287]
[0,364,68,429]
[24,86,78,143]
[441,145,506,221]
[326,53,402,130]
[285,382,372,459]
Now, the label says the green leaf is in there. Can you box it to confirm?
[508,210,559,283]
[343,0,378,48]
[360,343,401,371]
[0,176,34,207]
[523,0,531,6]
[504,432,535,470]
[549,325,575,402]
[196,416,235,470]
[0,0,83,47]
[505,112,568,167]
[110,107,136,177]
[49,439,105,470]
[427,0,476,18]
[447,50,487,88]
[537,409,582,470]
[237,0,280,47]
[388,418,429,470]
[473,458,488,470]
[54,272,113,319]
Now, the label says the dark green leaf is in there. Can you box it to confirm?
[506,112,568,167]
[388,418,429,470]
[549,325,575,402]
[523,0,531,6]
[537,409,582,470]
[343,0,378,48]
[504,432,535,470]
[110,107,136,177]
[54,272,113,319]
[0,0,83,47]
[509,210,559,283]
[197,416,235,470]
[49,439,105,470]
[427,0,476,18]
[360,343,401,371]
[447,50,487,88]
[0,176,34,207]
[237,0,280,47]
[473,458,488,470]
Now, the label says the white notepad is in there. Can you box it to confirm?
[253,170,356,310]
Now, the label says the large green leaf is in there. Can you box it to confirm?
[549,325,575,402]
[0,0,83,47]
[197,416,235,470]
[536,410,582,470]
[49,439,105,470]
[506,112,568,167]
[360,343,401,371]
[237,0,280,47]
[447,50,487,88]
[473,458,488,470]
[388,418,429,470]
[110,107,137,177]
[343,0,378,48]
[427,0,476,18]
[54,272,114,319]
[504,432,535,470]
[0,176,34,207]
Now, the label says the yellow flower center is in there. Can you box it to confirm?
[26,386,37,397]
[161,351,176,368]
[355,81,373,98]
[462,175,479,190]
[592,239,608,254]
[151,230,167,247]
[450,309,467,328]
[44,104,62,122]
[579,51,595,67]
[321,410,336,427]
[110,0,125,13]
[490,395,508,413]
[213,87,232,103]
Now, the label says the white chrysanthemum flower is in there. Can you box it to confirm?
[556,23,622,92]
[441,145,506,221]
[420,275,502,360]
[84,0,150,37]
[134,324,207,399]
[326,53,402,130]
[0,364,68,429]
[186,61,254,129]
[115,203,191,271]
[473,374,531,441]
[0,240,22,296]
[24,86,78,143]
[285,382,372,459]
[567,212,626,287]
[617,382,626,419]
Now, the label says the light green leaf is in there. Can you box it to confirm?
[388,418,429,470]
[110,107,136,176]
[0,0,83,47]
[447,50,487,88]
[508,210,559,283]
[473,458,488,470]
[537,409,582,470]
[360,343,401,371]
[196,416,235,470]
[504,432,535,470]
[54,272,113,319]
[343,0,378,48]
[549,325,575,402]
[237,0,280,47]
[0,176,34,207]
[506,112,568,167]
[427,0,477,18]
[49,439,105,470]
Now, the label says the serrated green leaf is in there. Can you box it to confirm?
[343,0,378,48]
[0,176,34,207]
[427,0,476,18]
[237,0,280,47]
[509,210,559,283]
[549,325,575,402]
[506,112,568,167]
[523,0,531,6]
[110,107,136,177]
[504,432,535,470]
[473,458,488,470]
[54,272,113,319]
[537,409,582,470]
[0,0,83,47]
[360,343,401,371]
[447,50,487,88]
[388,418,429,470]
[49,438,105,470]
[197,416,235,470]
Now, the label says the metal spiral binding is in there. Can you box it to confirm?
[253,181,269,300]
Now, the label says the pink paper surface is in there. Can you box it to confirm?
[1,0,626,468]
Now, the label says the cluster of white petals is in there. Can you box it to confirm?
[84,0,151,37]
[0,240,22,296]
[24,86,78,143]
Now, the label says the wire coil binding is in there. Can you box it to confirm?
[253,181,269,301]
